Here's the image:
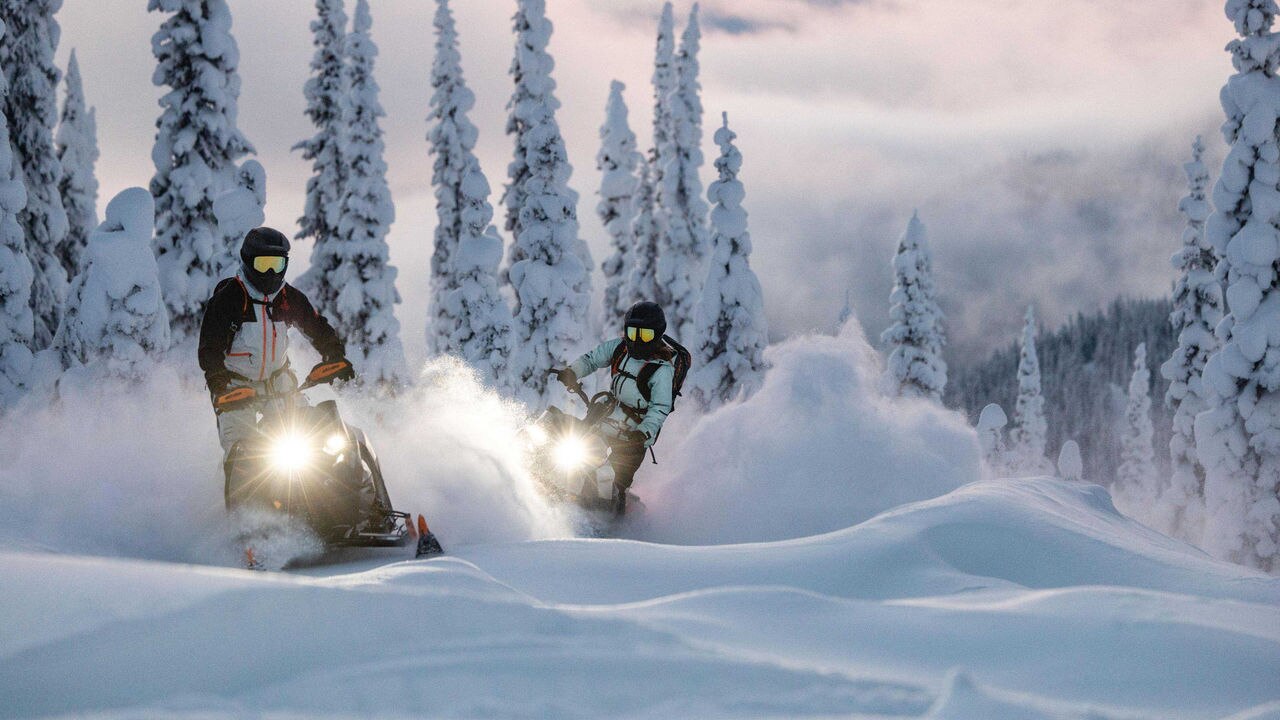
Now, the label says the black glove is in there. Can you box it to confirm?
[556,367,578,388]
[206,370,232,398]
[622,429,648,446]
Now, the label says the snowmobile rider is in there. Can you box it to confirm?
[198,226,354,456]
[556,301,676,496]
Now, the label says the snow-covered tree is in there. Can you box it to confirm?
[1010,306,1050,474]
[148,0,255,343]
[655,3,710,344]
[501,0,591,289]
[293,0,348,300]
[0,17,34,408]
[312,0,406,390]
[503,0,590,407]
[1058,440,1083,482]
[441,203,512,391]
[1116,343,1159,512]
[1157,136,1220,539]
[649,2,676,212]
[212,159,265,243]
[55,48,98,278]
[626,159,661,308]
[52,187,169,382]
[977,403,1009,474]
[598,80,642,330]
[880,211,946,401]
[689,112,767,410]
[0,0,69,350]
[1196,0,1280,571]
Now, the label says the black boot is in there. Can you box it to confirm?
[611,483,628,517]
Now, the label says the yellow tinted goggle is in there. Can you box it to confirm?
[252,255,287,273]
[626,326,656,343]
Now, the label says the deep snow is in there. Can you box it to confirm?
[1,327,1276,718]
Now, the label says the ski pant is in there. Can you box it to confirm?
[608,437,648,490]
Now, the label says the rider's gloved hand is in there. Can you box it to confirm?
[207,369,232,398]
[314,358,356,383]
[556,367,578,388]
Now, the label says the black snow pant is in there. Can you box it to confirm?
[608,436,648,490]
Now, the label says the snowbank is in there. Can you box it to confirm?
[638,320,981,544]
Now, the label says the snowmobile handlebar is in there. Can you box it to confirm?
[215,360,354,411]
[549,369,591,406]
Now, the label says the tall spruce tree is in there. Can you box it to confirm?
[1116,343,1159,514]
[880,211,946,401]
[317,0,406,389]
[0,0,68,350]
[626,159,661,307]
[55,48,98,278]
[649,3,676,218]
[293,0,348,300]
[504,0,590,407]
[1158,136,1220,540]
[1196,0,1280,571]
[1010,306,1050,474]
[598,80,641,330]
[690,112,767,410]
[0,17,34,408]
[148,0,255,343]
[655,4,709,344]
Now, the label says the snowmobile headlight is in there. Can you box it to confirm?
[553,435,590,471]
[270,432,313,472]
[322,433,347,455]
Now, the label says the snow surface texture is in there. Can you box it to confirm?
[881,211,947,401]
[0,16,35,409]
[312,0,408,390]
[1,0,69,352]
[2,478,1277,719]
[148,0,255,344]
[1157,135,1221,545]
[503,0,591,408]
[689,112,768,411]
[1010,305,1051,474]
[50,187,169,385]
[597,79,642,331]
[654,3,710,346]
[54,47,99,278]
[1196,0,1280,573]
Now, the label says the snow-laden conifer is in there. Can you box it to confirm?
[1157,136,1220,539]
[598,80,642,330]
[148,0,255,343]
[977,403,1009,474]
[501,0,591,287]
[55,49,98,278]
[1196,0,1280,571]
[503,0,590,407]
[314,0,406,390]
[880,211,946,401]
[1116,343,1159,512]
[626,159,661,307]
[441,191,512,391]
[0,0,69,350]
[0,17,34,408]
[53,188,169,383]
[293,0,348,299]
[1058,440,1083,482]
[690,112,767,410]
[655,4,709,344]
[1010,306,1050,474]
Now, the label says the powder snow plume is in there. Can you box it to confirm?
[0,356,569,565]
[633,318,983,545]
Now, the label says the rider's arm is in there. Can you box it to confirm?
[637,364,675,446]
[282,285,345,362]
[197,281,241,390]
[569,337,623,379]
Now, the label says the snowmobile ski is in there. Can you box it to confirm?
[415,514,443,558]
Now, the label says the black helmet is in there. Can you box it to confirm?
[240,226,290,295]
[623,301,666,358]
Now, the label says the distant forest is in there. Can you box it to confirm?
[946,297,1177,486]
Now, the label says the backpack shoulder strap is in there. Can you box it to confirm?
[636,363,661,404]
[609,341,628,376]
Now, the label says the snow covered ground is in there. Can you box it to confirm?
[2,328,1277,718]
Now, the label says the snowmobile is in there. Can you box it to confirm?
[222,361,442,567]
[524,371,643,523]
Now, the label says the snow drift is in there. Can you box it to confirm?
[638,319,981,544]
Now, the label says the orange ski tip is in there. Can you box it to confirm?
[245,548,256,565]
[417,514,429,535]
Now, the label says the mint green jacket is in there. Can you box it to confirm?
[569,338,674,445]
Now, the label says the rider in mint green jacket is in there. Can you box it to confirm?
[557,302,675,494]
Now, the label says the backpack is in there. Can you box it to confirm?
[609,334,692,409]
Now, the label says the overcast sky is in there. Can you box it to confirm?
[56,0,1229,362]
